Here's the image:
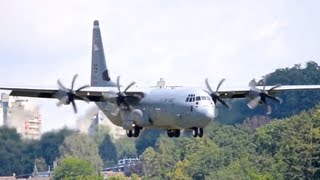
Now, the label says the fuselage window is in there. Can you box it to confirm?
[196,96,201,101]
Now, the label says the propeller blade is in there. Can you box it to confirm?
[71,100,77,113]
[265,104,272,115]
[266,94,282,104]
[269,84,282,92]
[76,85,90,92]
[117,76,121,92]
[76,95,91,103]
[249,79,257,88]
[262,76,267,91]
[205,78,214,93]
[71,74,78,90]
[56,100,64,107]
[247,96,261,109]
[124,81,136,92]
[57,80,68,92]
[218,99,230,109]
[216,78,226,92]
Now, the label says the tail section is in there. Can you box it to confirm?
[91,20,116,87]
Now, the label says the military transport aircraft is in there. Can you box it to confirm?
[1,20,320,138]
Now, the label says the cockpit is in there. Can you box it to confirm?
[185,94,212,102]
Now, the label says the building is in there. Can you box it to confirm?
[92,110,126,139]
[0,93,9,127]
[0,94,42,139]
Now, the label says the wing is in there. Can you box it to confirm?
[218,85,320,99]
[0,86,144,102]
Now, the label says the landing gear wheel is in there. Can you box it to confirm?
[167,130,174,138]
[126,130,133,138]
[174,130,181,137]
[133,127,140,137]
[192,128,198,137]
[199,128,204,138]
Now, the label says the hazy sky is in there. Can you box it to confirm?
[0,0,319,132]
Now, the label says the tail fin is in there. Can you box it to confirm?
[91,20,116,87]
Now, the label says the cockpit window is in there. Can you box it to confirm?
[185,94,196,102]
[186,94,212,102]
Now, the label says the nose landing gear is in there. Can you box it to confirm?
[126,126,142,138]
[192,127,204,137]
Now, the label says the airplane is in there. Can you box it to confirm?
[1,20,320,138]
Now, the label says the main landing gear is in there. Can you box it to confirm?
[167,129,181,138]
[192,127,204,138]
[126,126,142,138]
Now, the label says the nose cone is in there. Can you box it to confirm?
[198,106,215,123]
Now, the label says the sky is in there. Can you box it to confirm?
[0,0,320,132]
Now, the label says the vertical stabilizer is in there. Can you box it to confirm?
[91,20,116,87]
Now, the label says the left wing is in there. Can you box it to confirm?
[0,86,145,113]
[0,86,145,102]
[0,87,105,102]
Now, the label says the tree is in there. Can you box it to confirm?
[93,125,111,145]
[135,129,162,155]
[34,157,48,172]
[39,128,74,166]
[217,61,320,125]
[255,108,320,179]
[0,127,28,175]
[53,157,102,180]
[99,134,118,166]
[59,132,103,172]
[32,163,38,177]
[115,137,137,159]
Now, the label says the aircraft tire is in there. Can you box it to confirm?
[174,130,180,137]
[199,128,204,137]
[192,128,198,137]
[167,130,174,138]
[133,127,140,137]
[126,130,133,137]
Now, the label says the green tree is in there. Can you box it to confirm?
[59,132,103,172]
[34,157,48,172]
[53,157,102,180]
[255,108,320,179]
[40,128,74,166]
[99,134,118,166]
[115,137,137,159]
[0,127,28,175]
[93,125,111,145]
[135,129,161,155]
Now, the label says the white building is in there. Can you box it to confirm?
[0,94,42,139]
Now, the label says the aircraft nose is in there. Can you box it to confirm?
[198,106,215,122]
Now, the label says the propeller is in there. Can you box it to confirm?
[247,77,282,114]
[103,76,141,111]
[56,74,90,113]
[205,78,230,109]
